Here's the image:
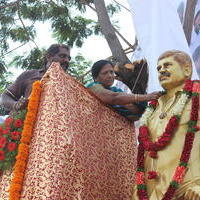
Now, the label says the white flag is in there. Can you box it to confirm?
[190,0,200,77]
[128,0,199,92]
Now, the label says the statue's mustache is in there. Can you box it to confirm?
[159,71,170,77]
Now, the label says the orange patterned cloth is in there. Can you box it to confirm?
[0,169,13,200]
[19,63,137,200]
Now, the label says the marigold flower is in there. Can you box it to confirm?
[20,135,32,144]
[10,81,42,200]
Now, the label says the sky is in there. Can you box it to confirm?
[6,0,135,80]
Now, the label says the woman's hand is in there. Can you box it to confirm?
[146,92,162,101]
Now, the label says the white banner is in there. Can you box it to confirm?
[128,0,199,92]
[190,0,200,77]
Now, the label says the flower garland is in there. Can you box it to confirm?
[0,110,27,172]
[136,80,199,200]
[9,81,42,200]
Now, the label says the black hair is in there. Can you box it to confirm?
[91,60,113,80]
[44,44,70,65]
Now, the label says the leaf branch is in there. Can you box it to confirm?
[0,0,21,9]
[113,0,130,12]
[16,1,38,48]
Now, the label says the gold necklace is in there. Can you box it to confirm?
[159,97,175,119]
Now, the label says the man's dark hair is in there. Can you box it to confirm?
[91,60,113,80]
[44,44,70,65]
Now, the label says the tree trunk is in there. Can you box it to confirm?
[93,0,130,64]
[183,0,198,45]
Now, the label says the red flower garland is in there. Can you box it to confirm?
[0,110,26,171]
[136,80,199,200]
[138,113,180,155]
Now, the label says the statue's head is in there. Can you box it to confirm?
[157,50,192,90]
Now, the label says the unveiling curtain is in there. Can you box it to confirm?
[0,63,137,200]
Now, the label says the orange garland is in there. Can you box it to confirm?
[9,81,42,200]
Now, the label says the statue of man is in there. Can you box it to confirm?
[132,50,200,200]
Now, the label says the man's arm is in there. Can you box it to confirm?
[1,71,28,111]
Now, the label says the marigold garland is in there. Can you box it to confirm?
[9,81,42,200]
[136,80,200,200]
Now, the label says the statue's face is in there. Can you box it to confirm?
[157,56,187,90]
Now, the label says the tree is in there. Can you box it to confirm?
[1,1,128,80]
[93,0,130,64]
[0,61,12,115]
[67,53,93,84]
[0,0,121,61]
[1,0,144,93]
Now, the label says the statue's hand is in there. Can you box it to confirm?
[185,186,200,200]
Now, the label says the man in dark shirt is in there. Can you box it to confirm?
[1,44,71,112]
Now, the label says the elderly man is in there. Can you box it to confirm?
[132,50,200,200]
[1,44,71,112]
